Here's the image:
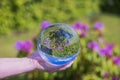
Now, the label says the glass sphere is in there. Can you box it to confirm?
[38,23,80,66]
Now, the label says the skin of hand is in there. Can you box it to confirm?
[0,51,74,79]
[30,51,74,73]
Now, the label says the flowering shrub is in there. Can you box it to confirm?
[72,21,89,38]
[14,21,120,80]
[15,40,33,57]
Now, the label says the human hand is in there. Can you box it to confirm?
[30,51,74,73]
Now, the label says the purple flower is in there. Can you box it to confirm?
[24,40,33,53]
[41,21,51,30]
[72,21,82,31]
[65,41,70,46]
[94,22,104,31]
[81,24,89,38]
[44,39,50,46]
[113,76,119,80]
[81,24,89,31]
[57,46,63,50]
[113,57,120,66]
[99,49,107,56]
[99,43,114,57]
[103,72,109,78]
[72,21,89,38]
[15,40,33,54]
[15,40,24,51]
[80,32,86,38]
[88,41,100,52]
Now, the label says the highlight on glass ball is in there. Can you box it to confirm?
[38,23,80,66]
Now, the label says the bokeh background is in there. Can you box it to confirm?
[0,0,120,80]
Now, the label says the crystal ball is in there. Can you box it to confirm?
[38,23,80,66]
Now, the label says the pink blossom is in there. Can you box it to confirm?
[41,21,51,30]
[88,41,100,52]
[57,46,63,50]
[24,40,34,53]
[99,43,114,57]
[15,40,24,51]
[65,41,70,46]
[103,72,109,78]
[113,76,119,80]
[15,40,33,54]
[94,22,104,31]
[113,56,120,66]
[72,21,89,38]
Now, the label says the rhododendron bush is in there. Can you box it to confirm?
[14,21,120,80]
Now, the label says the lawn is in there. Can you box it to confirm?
[0,14,120,57]
[101,15,120,46]
[0,26,39,57]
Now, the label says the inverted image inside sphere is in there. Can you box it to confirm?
[38,23,80,58]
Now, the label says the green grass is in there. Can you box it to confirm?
[101,14,120,46]
[0,14,120,57]
[0,26,39,57]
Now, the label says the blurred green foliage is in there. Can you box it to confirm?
[5,37,120,80]
[0,0,100,35]
[1,0,120,80]
[0,13,120,80]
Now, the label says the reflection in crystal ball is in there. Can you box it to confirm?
[38,23,80,65]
